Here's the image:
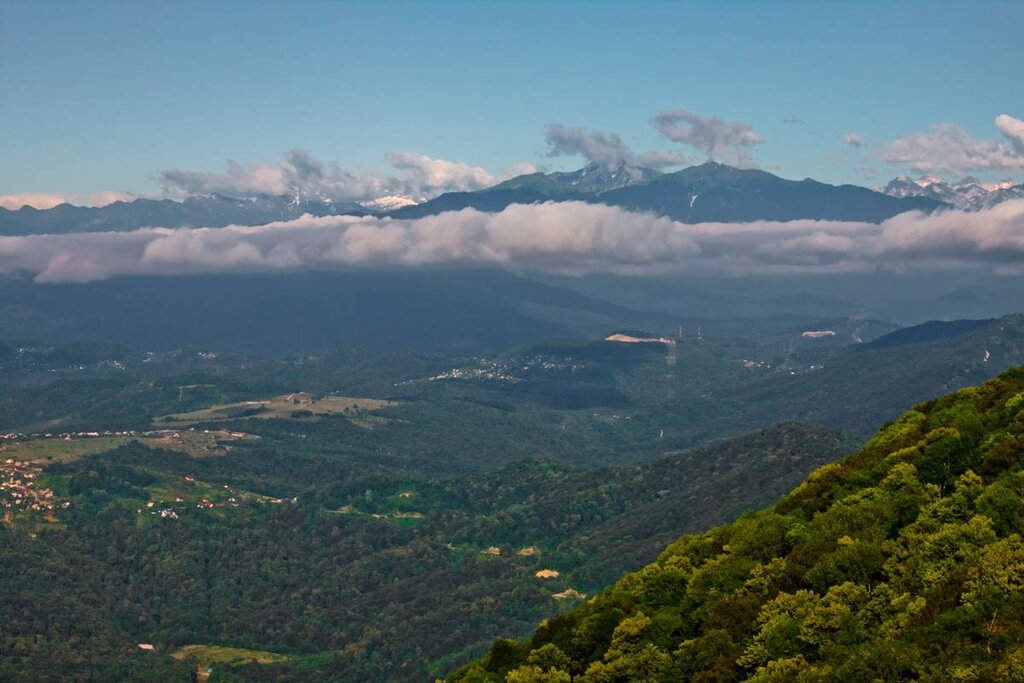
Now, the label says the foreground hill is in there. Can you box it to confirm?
[448,366,1024,681]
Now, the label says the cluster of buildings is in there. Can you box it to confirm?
[421,355,584,385]
[1,460,61,514]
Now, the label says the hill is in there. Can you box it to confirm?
[448,366,1024,681]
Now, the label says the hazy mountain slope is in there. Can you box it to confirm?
[448,366,1024,681]
[862,318,994,350]
[0,193,368,235]
[0,269,680,355]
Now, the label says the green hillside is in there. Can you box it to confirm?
[449,367,1024,681]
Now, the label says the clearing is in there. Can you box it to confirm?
[155,392,396,426]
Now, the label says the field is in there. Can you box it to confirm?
[0,430,258,464]
[171,644,291,679]
[155,392,396,426]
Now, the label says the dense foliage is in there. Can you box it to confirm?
[450,367,1024,681]
[4,324,1024,680]
[0,423,845,682]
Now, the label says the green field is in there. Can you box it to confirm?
[171,644,291,665]
[155,393,396,426]
[1,430,257,464]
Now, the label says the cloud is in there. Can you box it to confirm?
[637,149,688,169]
[0,202,700,282]
[0,194,69,210]
[996,114,1024,156]
[544,124,635,167]
[881,115,1024,176]
[5,200,1024,282]
[385,152,499,193]
[651,108,764,168]
[842,133,867,148]
[160,149,525,204]
[0,192,132,210]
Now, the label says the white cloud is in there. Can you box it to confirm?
[637,149,688,169]
[652,108,764,168]
[4,200,1024,282]
[881,115,1024,176]
[160,149,528,204]
[996,114,1024,156]
[385,151,499,193]
[842,133,867,148]
[544,124,635,167]
[0,202,699,282]
[0,192,132,210]
[0,194,69,210]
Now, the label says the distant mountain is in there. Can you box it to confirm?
[0,192,370,236]
[860,317,994,351]
[394,161,944,223]
[601,161,943,222]
[489,161,664,195]
[1,164,949,236]
[880,174,1024,210]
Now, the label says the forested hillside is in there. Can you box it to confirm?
[0,424,847,682]
[450,367,1024,681]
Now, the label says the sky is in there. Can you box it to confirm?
[2,0,1023,206]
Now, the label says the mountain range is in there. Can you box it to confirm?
[390,161,943,223]
[0,191,368,236]
[1,162,947,236]
[879,173,1024,210]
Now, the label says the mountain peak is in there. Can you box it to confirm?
[546,161,663,193]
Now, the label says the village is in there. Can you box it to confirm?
[0,459,63,517]
[418,353,585,385]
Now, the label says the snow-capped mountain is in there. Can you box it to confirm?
[879,175,1024,210]
[359,195,419,211]
[545,161,664,193]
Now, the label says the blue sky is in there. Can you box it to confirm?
[2,0,1022,202]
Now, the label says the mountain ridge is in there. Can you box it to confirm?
[880,173,1024,210]
[2,162,948,236]
[392,161,945,224]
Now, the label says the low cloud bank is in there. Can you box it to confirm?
[159,149,533,204]
[2,200,1024,283]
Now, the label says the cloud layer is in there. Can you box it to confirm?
[3,200,1024,283]
[882,115,1024,176]
[159,149,532,204]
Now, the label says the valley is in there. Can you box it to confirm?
[3,314,1024,680]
